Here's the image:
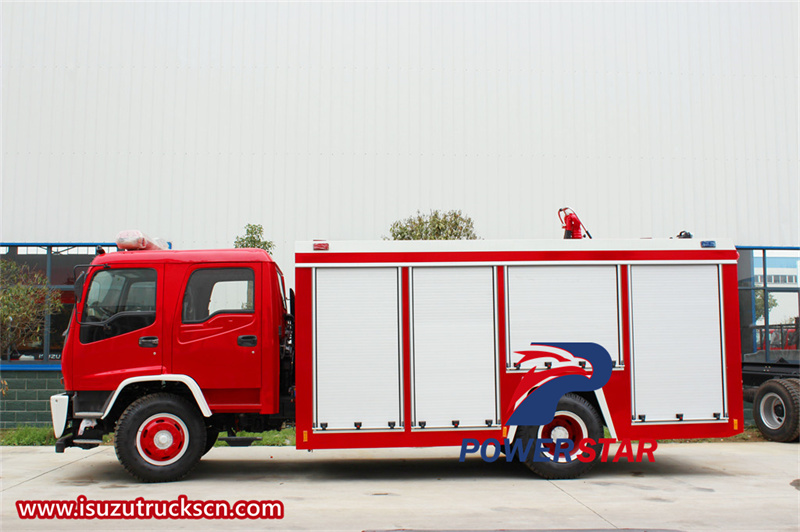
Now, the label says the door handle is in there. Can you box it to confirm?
[139,336,159,348]
[238,335,258,347]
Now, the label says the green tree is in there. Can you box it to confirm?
[0,261,63,357]
[387,209,478,240]
[234,223,275,253]
[754,290,778,321]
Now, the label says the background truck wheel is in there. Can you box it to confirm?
[517,393,603,479]
[114,393,206,482]
[753,379,800,442]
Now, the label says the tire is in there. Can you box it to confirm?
[203,427,219,455]
[114,393,206,482]
[753,379,800,443]
[517,393,604,479]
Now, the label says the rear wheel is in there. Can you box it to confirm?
[753,379,800,442]
[114,393,206,482]
[517,393,603,479]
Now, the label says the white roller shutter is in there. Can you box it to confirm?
[630,265,725,422]
[507,266,621,368]
[412,267,498,429]
[314,268,402,430]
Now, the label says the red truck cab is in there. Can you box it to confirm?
[53,248,293,481]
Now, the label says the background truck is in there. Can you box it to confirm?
[736,246,800,443]
[51,238,744,482]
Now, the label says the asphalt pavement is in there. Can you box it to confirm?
[1,442,798,531]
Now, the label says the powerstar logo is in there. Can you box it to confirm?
[460,342,657,464]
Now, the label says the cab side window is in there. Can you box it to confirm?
[182,268,255,323]
[79,269,157,344]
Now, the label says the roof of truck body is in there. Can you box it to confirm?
[296,238,736,253]
[295,238,739,265]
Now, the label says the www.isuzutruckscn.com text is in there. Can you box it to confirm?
[16,495,284,520]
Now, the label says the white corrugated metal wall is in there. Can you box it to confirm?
[3,2,798,287]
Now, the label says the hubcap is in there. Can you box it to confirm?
[537,411,588,463]
[760,392,786,430]
[551,426,570,440]
[153,430,174,449]
[136,413,189,466]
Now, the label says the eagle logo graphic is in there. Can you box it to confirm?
[506,342,613,427]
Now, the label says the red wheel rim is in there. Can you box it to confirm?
[537,411,588,462]
[136,414,189,466]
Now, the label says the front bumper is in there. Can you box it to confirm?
[49,393,102,452]
[50,393,70,438]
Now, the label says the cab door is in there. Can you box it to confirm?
[74,265,164,391]
[172,265,262,410]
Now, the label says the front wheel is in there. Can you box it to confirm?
[114,393,206,482]
[517,393,604,479]
[203,427,219,455]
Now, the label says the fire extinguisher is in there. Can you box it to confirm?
[558,207,592,239]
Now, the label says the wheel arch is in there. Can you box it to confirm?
[101,375,212,426]
[572,389,616,440]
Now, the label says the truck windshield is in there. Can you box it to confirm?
[80,268,157,344]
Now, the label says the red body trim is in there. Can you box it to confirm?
[401,268,412,434]
[294,268,314,448]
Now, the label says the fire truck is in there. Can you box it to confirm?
[50,236,744,482]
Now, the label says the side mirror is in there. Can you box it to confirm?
[74,272,86,303]
[289,289,295,318]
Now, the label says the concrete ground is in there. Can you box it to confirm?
[1,442,798,531]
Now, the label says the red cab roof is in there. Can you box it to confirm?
[92,248,274,266]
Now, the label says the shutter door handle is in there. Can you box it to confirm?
[139,336,159,348]
[238,335,258,347]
